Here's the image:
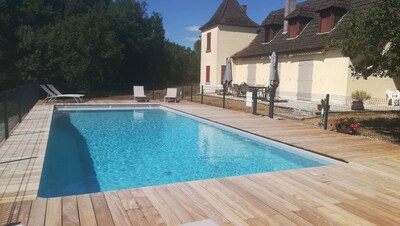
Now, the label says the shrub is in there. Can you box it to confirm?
[351,90,371,101]
[331,117,361,135]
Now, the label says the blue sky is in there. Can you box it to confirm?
[144,0,304,49]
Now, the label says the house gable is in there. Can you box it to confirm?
[199,0,258,31]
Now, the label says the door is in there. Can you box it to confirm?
[297,60,313,101]
[247,64,256,85]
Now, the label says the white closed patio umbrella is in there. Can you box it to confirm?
[223,57,232,86]
[269,52,278,83]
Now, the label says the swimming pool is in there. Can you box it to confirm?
[39,105,338,198]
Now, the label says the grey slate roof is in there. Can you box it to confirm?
[285,7,315,20]
[263,9,285,26]
[199,0,259,31]
[233,0,376,58]
[315,0,351,12]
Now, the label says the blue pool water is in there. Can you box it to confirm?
[39,106,337,198]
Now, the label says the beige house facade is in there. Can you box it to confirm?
[199,0,258,92]
[200,25,257,89]
[200,0,399,100]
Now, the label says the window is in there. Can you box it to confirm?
[265,27,274,42]
[320,11,333,33]
[288,20,299,38]
[206,66,210,83]
[221,65,226,84]
[265,25,283,42]
[206,32,211,52]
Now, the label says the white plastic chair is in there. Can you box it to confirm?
[40,84,84,103]
[395,90,400,105]
[164,88,178,103]
[385,90,400,106]
[133,86,148,102]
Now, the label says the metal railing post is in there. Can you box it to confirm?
[252,89,257,115]
[222,87,226,109]
[3,93,9,139]
[18,88,22,123]
[190,84,193,102]
[201,85,204,104]
[324,94,330,130]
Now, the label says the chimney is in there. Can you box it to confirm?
[241,5,247,15]
[284,0,296,33]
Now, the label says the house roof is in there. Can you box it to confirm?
[285,7,315,20]
[263,9,284,26]
[315,0,351,12]
[199,0,259,31]
[233,0,376,58]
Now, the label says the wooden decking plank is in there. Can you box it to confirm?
[140,206,167,226]
[166,184,208,222]
[117,190,139,210]
[294,209,335,226]
[200,179,263,220]
[90,193,115,226]
[62,196,79,226]
[16,200,32,225]
[229,176,314,226]
[176,183,230,225]
[265,173,340,207]
[130,189,153,209]
[27,198,47,226]
[248,174,339,225]
[187,181,250,226]
[217,178,278,217]
[285,170,359,202]
[154,186,196,223]
[142,187,182,226]
[337,202,398,225]
[103,191,132,226]
[77,194,97,226]
[45,197,62,226]
[127,209,149,226]
[0,202,13,225]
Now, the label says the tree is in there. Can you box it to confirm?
[331,0,400,79]
[0,0,198,93]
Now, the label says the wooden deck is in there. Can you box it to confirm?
[1,100,400,225]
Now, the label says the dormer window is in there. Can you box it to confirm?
[285,7,314,39]
[264,24,283,42]
[317,4,348,33]
[288,20,299,38]
[320,11,333,33]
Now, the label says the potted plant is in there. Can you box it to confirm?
[351,91,371,111]
[317,98,326,111]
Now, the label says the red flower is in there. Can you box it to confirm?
[348,130,353,134]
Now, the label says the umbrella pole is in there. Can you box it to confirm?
[223,85,226,108]
[269,85,275,118]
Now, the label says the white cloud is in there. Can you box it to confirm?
[183,37,200,42]
[185,26,200,32]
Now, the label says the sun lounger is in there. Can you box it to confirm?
[133,86,148,102]
[47,84,84,97]
[164,88,178,102]
[40,85,84,103]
